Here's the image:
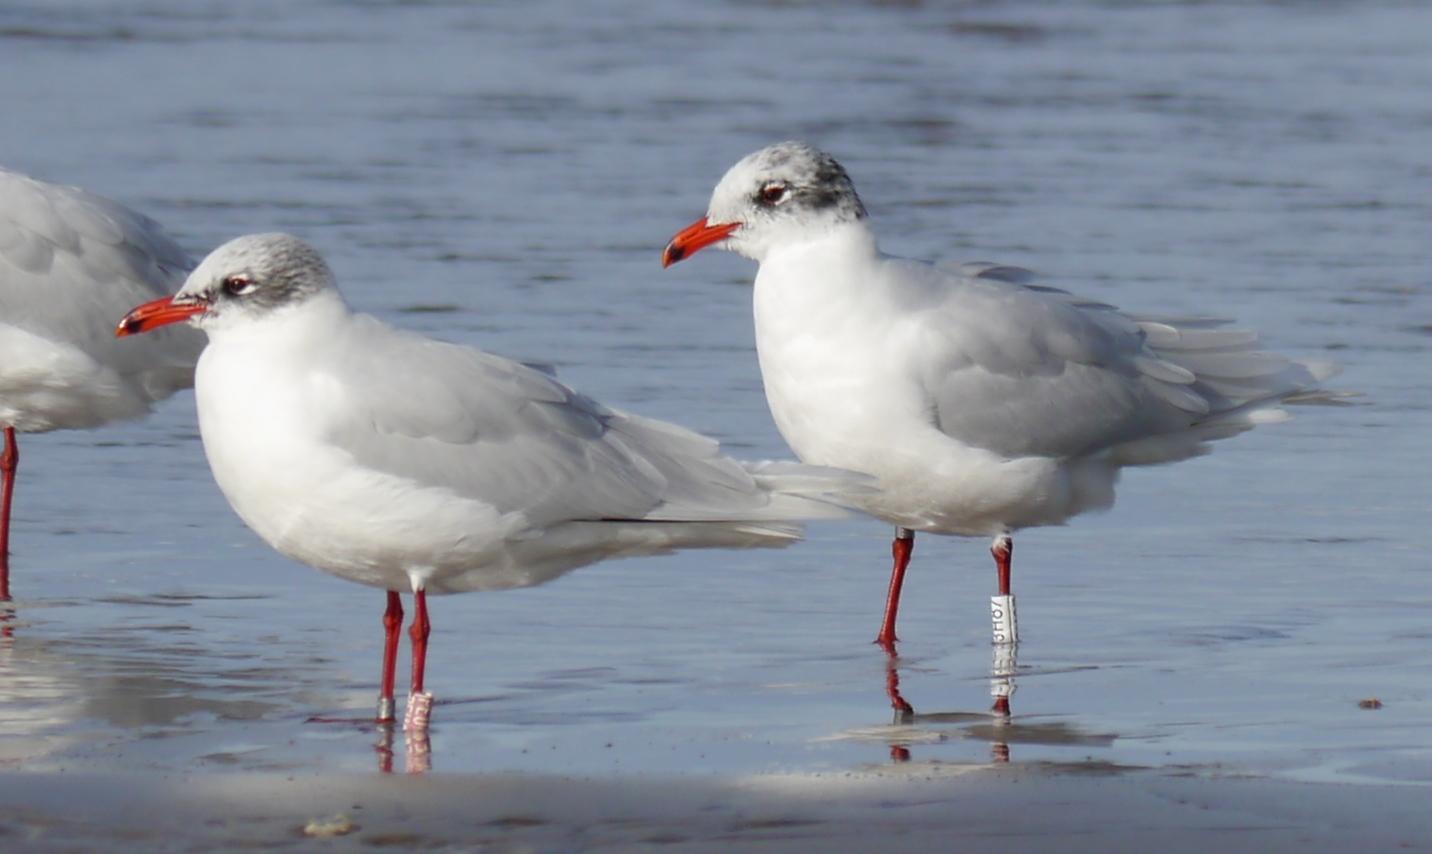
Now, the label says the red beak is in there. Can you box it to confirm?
[661,217,740,268]
[115,295,207,337]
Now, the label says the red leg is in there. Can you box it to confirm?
[875,527,914,650]
[377,591,403,722]
[990,534,1018,645]
[408,588,431,696]
[0,426,18,602]
[992,534,1012,597]
[403,588,434,732]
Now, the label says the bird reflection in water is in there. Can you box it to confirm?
[308,705,434,774]
[304,712,430,774]
[881,643,1018,765]
[878,643,1116,766]
[988,642,1017,763]
[375,724,431,775]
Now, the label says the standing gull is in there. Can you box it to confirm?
[0,167,201,600]
[663,141,1332,649]
[117,232,852,730]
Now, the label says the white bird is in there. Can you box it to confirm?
[116,232,853,731]
[662,141,1332,651]
[0,167,202,600]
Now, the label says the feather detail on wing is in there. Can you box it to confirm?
[316,315,852,530]
[0,167,203,420]
[918,261,1331,465]
[1,167,192,297]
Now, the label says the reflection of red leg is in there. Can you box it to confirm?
[884,652,914,718]
[378,591,403,722]
[875,528,915,648]
[375,724,395,774]
[990,692,1012,763]
[408,588,430,696]
[0,426,18,602]
[992,534,1012,597]
[405,729,432,775]
[882,642,914,761]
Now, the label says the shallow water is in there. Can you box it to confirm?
[0,0,1428,787]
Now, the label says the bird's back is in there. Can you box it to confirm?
[0,168,202,430]
[310,309,849,529]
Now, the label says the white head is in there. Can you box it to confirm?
[663,141,867,266]
[117,233,340,337]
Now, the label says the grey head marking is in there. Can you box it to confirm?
[183,233,337,317]
[745,141,867,222]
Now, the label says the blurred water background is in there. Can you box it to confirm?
[0,0,1428,783]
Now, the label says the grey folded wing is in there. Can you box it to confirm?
[916,261,1328,461]
[317,317,824,529]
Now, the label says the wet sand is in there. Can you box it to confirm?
[4,764,1430,852]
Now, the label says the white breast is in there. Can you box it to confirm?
[193,304,512,592]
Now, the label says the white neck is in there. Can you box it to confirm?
[753,221,881,324]
[750,221,907,467]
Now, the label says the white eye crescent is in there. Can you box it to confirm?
[759,182,788,205]
[222,275,257,297]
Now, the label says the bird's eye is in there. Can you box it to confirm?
[222,275,256,297]
[758,182,788,205]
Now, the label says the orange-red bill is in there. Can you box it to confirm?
[661,217,739,268]
[115,295,206,337]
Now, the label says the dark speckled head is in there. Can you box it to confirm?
[743,142,866,219]
[175,233,341,330]
[701,142,869,262]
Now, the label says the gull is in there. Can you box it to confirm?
[117,232,853,730]
[662,141,1332,649]
[1,167,201,599]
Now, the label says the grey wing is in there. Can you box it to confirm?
[319,317,789,528]
[916,262,1324,460]
[0,167,202,394]
[0,167,193,299]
